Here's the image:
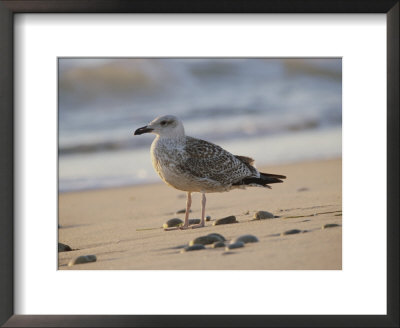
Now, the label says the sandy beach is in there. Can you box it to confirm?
[58,158,342,270]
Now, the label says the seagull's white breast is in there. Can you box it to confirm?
[150,137,190,191]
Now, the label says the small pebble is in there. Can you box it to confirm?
[281,229,302,236]
[253,211,274,220]
[322,223,341,229]
[181,244,206,253]
[213,215,238,225]
[176,209,192,214]
[212,241,226,248]
[189,218,201,225]
[207,233,226,241]
[297,187,309,192]
[58,242,72,252]
[226,241,245,250]
[163,218,183,228]
[232,234,259,244]
[189,235,223,246]
[68,255,96,266]
[206,215,211,221]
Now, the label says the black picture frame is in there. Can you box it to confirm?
[0,1,398,327]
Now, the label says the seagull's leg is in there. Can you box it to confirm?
[164,192,192,231]
[179,192,192,230]
[200,193,206,227]
[190,193,206,229]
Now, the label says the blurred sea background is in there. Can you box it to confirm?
[59,58,342,193]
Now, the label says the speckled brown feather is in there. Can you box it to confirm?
[181,137,256,186]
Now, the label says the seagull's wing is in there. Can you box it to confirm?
[181,137,257,185]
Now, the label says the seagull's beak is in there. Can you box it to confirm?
[134,126,154,135]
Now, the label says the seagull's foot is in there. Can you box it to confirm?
[164,224,189,231]
[163,226,181,231]
[164,223,204,231]
[188,223,205,229]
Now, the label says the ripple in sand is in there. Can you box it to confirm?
[68,255,96,266]
[213,215,238,225]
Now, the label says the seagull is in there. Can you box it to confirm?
[134,115,286,230]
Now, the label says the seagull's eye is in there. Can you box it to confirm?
[160,121,167,126]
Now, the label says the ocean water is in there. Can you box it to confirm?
[58,58,342,192]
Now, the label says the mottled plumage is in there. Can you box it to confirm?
[134,115,286,230]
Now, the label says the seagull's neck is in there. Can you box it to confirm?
[154,134,186,145]
[152,134,186,156]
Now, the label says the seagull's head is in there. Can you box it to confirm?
[134,115,185,138]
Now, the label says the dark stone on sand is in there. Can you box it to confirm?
[163,218,183,228]
[207,233,226,241]
[189,234,223,246]
[181,244,206,252]
[212,241,226,248]
[297,187,309,192]
[189,218,201,225]
[176,208,192,214]
[226,241,245,250]
[213,215,238,225]
[68,255,96,266]
[206,215,211,221]
[232,234,259,244]
[253,211,274,220]
[281,229,302,236]
[322,223,341,229]
[58,242,72,252]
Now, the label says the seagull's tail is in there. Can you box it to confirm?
[233,172,286,189]
[260,172,286,183]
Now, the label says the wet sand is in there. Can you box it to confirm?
[58,158,342,270]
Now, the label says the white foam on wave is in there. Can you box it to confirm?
[59,126,341,192]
